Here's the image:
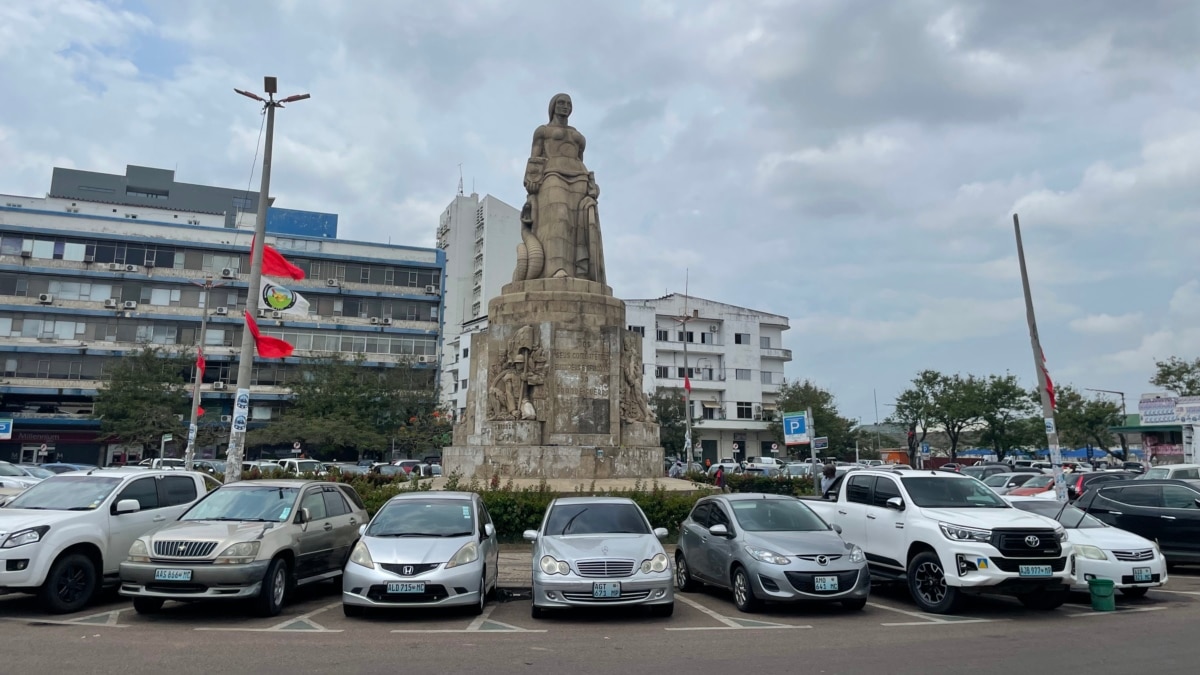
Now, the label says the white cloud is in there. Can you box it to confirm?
[1069,313,1144,335]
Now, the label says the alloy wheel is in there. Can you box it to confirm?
[733,571,749,607]
[271,566,286,608]
[914,561,946,604]
[55,562,88,605]
[675,557,688,589]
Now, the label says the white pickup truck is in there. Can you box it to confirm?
[0,469,217,613]
[803,468,1072,614]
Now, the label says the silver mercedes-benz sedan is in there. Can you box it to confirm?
[341,491,499,617]
[675,494,870,612]
[525,496,674,618]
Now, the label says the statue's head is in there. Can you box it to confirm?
[548,93,572,121]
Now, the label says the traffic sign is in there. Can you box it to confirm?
[783,411,809,445]
[292,441,302,455]
[921,442,930,456]
[732,442,740,451]
[812,437,829,451]
[771,443,779,451]
[1086,446,1094,460]
[39,443,48,456]
[0,418,12,440]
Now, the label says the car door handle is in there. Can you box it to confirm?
[701,537,708,543]
[1161,515,1177,520]
[837,510,847,515]
[1107,510,1123,516]
[866,514,877,520]
[323,522,334,531]
[152,515,166,522]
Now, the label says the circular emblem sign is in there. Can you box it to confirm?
[262,282,297,311]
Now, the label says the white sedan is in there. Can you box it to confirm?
[1009,497,1167,598]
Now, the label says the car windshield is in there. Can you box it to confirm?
[0,463,24,477]
[376,465,404,476]
[730,499,827,532]
[545,502,651,536]
[367,500,475,537]
[181,486,300,522]
[292,460,321,472]
[1024,475,1054,488]
[983,474,1010,487]
[900,477,1010,508]
[1143,468,1170,479]
[203,461,227,472]
[21,466,56,479]
[1011,501,1106,529]
[6,476,122,510]
[962,466,992,479]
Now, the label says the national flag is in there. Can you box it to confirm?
[259,277,310,316]
[196,348,206,380]
[1040,348,1057,411]
[251,236,305,281]
[244,311,294,358]
[684,375,692,394]
[196,406,205,418]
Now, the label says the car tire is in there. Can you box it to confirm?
[133,597,165,615]
[342,603,365,618]
[254,557,289,617]
[1019,590,1066,610]
[907,551,961,615]
[1120,587,1149,599]
[470,571,487,616]
[731,566,761,613]
[842,597,868,611]
[675,552,698,592]
[531,604,549,620]
[38,553,97,614]
[649,602,674,618]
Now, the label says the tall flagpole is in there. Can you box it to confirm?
[1014,214,1067,503]
[680,270,694,468]
[225,77,310,483]
[183,277,212,470]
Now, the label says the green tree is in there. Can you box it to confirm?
[929,373,985,461]
[977,374,1037,461]
[1150,356,1200,396]
[649,388,689,457]
[889,370,943,466]
[92,346,191,457]
[767,380,856,460]
[1050,385,1124,459]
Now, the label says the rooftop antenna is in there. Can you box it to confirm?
[457,164,464,196]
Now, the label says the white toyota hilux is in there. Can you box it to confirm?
[803,469,1073,614]
[0,469,216,613]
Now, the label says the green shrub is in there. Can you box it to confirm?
[725,474,815,497]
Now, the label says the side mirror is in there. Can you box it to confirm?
[708,524,729,538]
[831,523,843,535]
[886,497,905,511]
[296,507,310,525]
[358,524,367,537]
[1195,498,1200,509]
[484,523,496,538]
[115,499,141,514]
[522,529,538,542]
[653,527,669,540]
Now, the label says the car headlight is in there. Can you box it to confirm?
[128,538,151,562]
[349,540,374,569]
[745,546,790,565]
[539,555,570,575]
[849,545,865,564]
[939,523,992,543]
[213,541,261,565]
[1076,545,1107,561]
[445,541,479,569]
[640,553,669,574]
[1054,527,1067,543]
[1,525,49,549]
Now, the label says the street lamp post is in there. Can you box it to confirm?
[1086,388,1129,459]
[224,77,310,483]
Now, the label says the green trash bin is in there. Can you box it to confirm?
[1088,578,1116,611]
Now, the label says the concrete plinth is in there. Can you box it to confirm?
[443,445,663,480]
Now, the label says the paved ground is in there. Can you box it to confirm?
[4,556,1199,674]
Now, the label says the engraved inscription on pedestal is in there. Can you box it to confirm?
[550,329,611,436]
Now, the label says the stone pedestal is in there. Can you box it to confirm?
[445,278,663,480]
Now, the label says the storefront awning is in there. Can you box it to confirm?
[701,401,722,409]
[762,403,778,411]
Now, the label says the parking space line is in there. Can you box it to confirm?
[196,601,344,633]
[666,595,807,631]
[1154,590,1200,596]
[0,608,131,629]
[1065,607,1166,618]
[390,603,546,633]
[868,601,1001,627]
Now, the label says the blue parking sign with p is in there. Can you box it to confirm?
[784,412,809,445]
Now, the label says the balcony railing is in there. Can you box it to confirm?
[761,347,792,360]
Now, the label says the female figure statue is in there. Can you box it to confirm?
[513,93,607,284]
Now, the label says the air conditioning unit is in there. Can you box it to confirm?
[103,298,118,309]
[256,309,269,318]
[214,307,229,316]
[220,268,236,279]
[424,285,438,295]
[124,264,139,272]
[220,415,232,423]
[753,413,763,420]
[83,255,95,263]
[709,325,719,332]
[370,317,381,325]
[417,355,435,364]
[20,250,32,258]
[326,278,340,287]
[381,318,393,326]
[107,263,122,271]
[271,311,284,320]
[37,293,54,304]
[213,382,228,391]
[122,301,138,310]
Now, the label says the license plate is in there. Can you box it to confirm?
[386,582,425,594]
[1018,565,1052,577]
[592,582,621,598]
[153,568,192,582]
[1133,567,1153,582]
[814,575,839,592]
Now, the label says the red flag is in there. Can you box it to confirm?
[1040,348,1057,411]
[244,311,295,358]
[251,236,305,281]
[684,375,692,393]
[196,406,205,418]
[196,348,206,380]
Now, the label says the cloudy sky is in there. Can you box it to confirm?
[2,0,1198,422]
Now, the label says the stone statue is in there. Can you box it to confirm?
[487,327,549,421]
[513,93,607,284]
[620,333,654,423]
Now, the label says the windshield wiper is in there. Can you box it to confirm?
[372,532,442,538]
[66,506,97,511]
[560,508,588,535]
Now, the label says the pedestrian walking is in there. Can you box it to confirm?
[714,465,725,491]
[820,465,837,496]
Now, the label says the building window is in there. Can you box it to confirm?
[78,185,114,194]
[126,188,168,199]
[734,333,751,345]
[700,332,718,344]
[462,348,469,358]
[627,325,645,336]
[677,367,695,379]
[656,329,669,341]
[655,366,669,378]
[735,369,751,380]
[761,371,781,385]
[461,379,468,389]
[760,336,771,348]
[677,331,694,343]
[232,197,253,211]
[736,402,753,420]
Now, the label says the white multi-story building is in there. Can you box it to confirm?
[625,294,792,464]
[435,192,519,409]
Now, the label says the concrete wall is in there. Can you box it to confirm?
[443,445,663,479]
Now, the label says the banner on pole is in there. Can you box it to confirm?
[231,388,250,434]
[260,278,310,316]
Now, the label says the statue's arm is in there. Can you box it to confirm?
[530,125,546,158]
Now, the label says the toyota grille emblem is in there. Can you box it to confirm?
[402,565,414,575]
[1025,535,1041,548]
[816,555,829,566]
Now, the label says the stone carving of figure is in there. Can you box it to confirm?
[513,93,607,284]
[487,329,550,422]
[620,333,654,423]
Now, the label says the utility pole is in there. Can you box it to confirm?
[1014,214,1067,503]
[225,77,310,483]
[184,276,215,470]
[678,305,699,468]
[1086,388,1129,460]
